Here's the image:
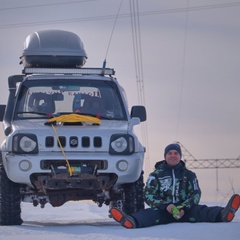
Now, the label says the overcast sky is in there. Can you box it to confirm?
[0,0,239,200]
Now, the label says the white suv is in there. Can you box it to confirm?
[0,30,146,225]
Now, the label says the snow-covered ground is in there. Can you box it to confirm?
[0,200,239,240]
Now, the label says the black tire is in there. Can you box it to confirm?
[0,160,23,225]
[121,171,145,215]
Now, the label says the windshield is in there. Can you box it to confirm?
[14,78,127,120]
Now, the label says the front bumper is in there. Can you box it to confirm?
[2,151,144,186]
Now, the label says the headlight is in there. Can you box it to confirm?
[109,134,134,155]
[13,134,38,154]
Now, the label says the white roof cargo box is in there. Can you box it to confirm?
[20,30,87,68]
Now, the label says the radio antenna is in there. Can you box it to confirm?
[102,0,123,68]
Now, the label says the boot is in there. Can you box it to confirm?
[221,194,240,222]
[110,208,137,229]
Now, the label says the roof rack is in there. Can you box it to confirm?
[22,67,115,76]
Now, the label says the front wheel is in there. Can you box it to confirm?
[0,160,23,225]
[109,171,145,216]
[122,171,145,215]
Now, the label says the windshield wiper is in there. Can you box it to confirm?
[17,111,52,117]
[74,112,111,119]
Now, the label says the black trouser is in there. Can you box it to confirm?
[131,205,223,228]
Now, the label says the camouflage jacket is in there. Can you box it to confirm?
[144,160,201,211]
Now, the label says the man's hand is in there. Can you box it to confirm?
[167,204,185,220]
[166,204,175,214]
[173,208,185,220]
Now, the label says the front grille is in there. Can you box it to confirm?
[46,136,54,147]
[41,159,107,171]
[70,136,78,147]
[94,137,102,147]
[82,136,90,147]
[45,136,103,148]
[58,136,66,147]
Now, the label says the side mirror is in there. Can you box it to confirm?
[0,105,6,122]
[130,105,146,122]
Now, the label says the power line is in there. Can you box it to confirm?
[1,2,240,29]
[1,1,240,12]
[129,0,149,169]
[138,2,240,15]
[0,0,98,11]
[175,0,189,141]
[0,14,121,29]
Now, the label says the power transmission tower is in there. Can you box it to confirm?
[176,141,240,190]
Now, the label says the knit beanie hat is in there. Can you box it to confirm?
[164,143,182,159]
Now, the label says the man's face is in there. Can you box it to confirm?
[165,150,181,167]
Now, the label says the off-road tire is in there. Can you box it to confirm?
[0,158,23,225]
[109,171,145,217]
[121,171,145,215]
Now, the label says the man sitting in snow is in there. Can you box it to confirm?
[110,143,240,228]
